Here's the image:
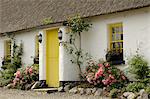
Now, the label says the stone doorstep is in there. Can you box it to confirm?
[33,88,58,93]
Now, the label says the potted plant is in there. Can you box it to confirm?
[105,50,124,65]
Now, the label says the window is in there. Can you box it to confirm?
[34,35,39,64]
[108,22,124,64]
[4,40,12,59]
[109,23,123,52]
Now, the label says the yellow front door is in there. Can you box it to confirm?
[46,28,59,87]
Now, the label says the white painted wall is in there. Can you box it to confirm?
[57,7,150,81]
[123,7,150,63]
[14,30,39,67]
[81,7,150,65]
[59,26,80,81]
[0,30,39,68]
[39,30,46,80]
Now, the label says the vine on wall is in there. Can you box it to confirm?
[0,34,23,86]
[62,15,92,79]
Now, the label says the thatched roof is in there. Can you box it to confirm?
[0,0,150,33]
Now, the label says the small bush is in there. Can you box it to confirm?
[128,54,149,79]
[0,41,23,86]
[139,78,150,85]
[126,82,145,92]
[109,88,119,98]
[145,87,150,94]
[84,60,128,89]
[148,70,150,77]
[0,77,12,87]
[12,64,39,90]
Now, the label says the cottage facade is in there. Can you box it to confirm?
[0,0,150,87]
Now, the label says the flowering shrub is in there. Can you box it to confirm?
[12,65,39,90]
[84,60,128,89]
[0,41,23,87]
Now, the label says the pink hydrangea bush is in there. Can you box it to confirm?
[13,65,39,90]
[84,60,128,89]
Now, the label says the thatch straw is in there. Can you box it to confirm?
[0,0,150,33]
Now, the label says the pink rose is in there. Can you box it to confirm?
[121,75,126,80]
[102,74,106,77]
[102,79,109,85]
[13,80,17,85]
[110,79,117,85]
[105,62,110,68]
[29,68,33,74]
[95,73,99,79]
[98,63,103,67]
[109,75,115,80]
[95,67,104,79]
[15,70,21,78]
[13,78,19,85]
[112,79,117,83]
[98,67,103,74]
[25,67,29,74]
[87,78,93,84]
[107,70,112,74]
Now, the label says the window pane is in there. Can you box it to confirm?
[116,27,119,33]
[119,26,123,32]
[112,27,115,34]
[116,34,121,40]
[121,42,123,48]
[112,34,115,41]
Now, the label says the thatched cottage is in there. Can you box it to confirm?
[0,0,150,87]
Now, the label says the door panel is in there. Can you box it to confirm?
[46,28,59,87]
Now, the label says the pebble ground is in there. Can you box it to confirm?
[0,88,109,99]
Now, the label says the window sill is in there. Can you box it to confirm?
[110,60,125,65]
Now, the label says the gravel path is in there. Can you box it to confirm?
[0,88,109,99]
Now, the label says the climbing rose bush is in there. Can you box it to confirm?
[13,65,39,89]
[84,60,128,88]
